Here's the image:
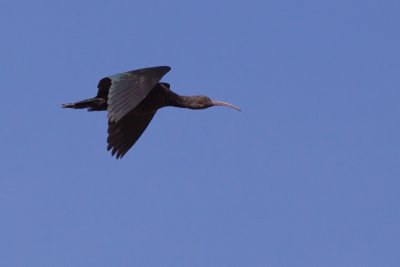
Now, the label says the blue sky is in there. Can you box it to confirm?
[1,0,399,266]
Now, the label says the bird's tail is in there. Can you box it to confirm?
[62,97,106,111]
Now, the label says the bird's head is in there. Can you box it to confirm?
[190,96,241,111]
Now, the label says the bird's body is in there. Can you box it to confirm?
[63,66,240,159]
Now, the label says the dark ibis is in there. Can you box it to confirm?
[63,66,240,159]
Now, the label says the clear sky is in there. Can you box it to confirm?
[1,0,399,266]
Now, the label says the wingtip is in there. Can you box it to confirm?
[151,66,171,76]
[155,65,171,71]
[144,66,171,76]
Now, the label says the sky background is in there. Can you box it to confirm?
[1,0,400,266]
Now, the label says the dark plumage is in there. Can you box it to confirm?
[63,66,240,159]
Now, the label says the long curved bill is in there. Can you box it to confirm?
[211,100,241,111]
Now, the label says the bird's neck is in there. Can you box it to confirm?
[168,93,198,109]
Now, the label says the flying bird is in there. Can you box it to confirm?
[63,66,240,159]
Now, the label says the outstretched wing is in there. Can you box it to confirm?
[107,66,171,123]
[107,111,156,159]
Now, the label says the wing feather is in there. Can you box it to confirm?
[107,111,156,159]
[107,66,170,123]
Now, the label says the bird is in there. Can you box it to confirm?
[62,66,240,159]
